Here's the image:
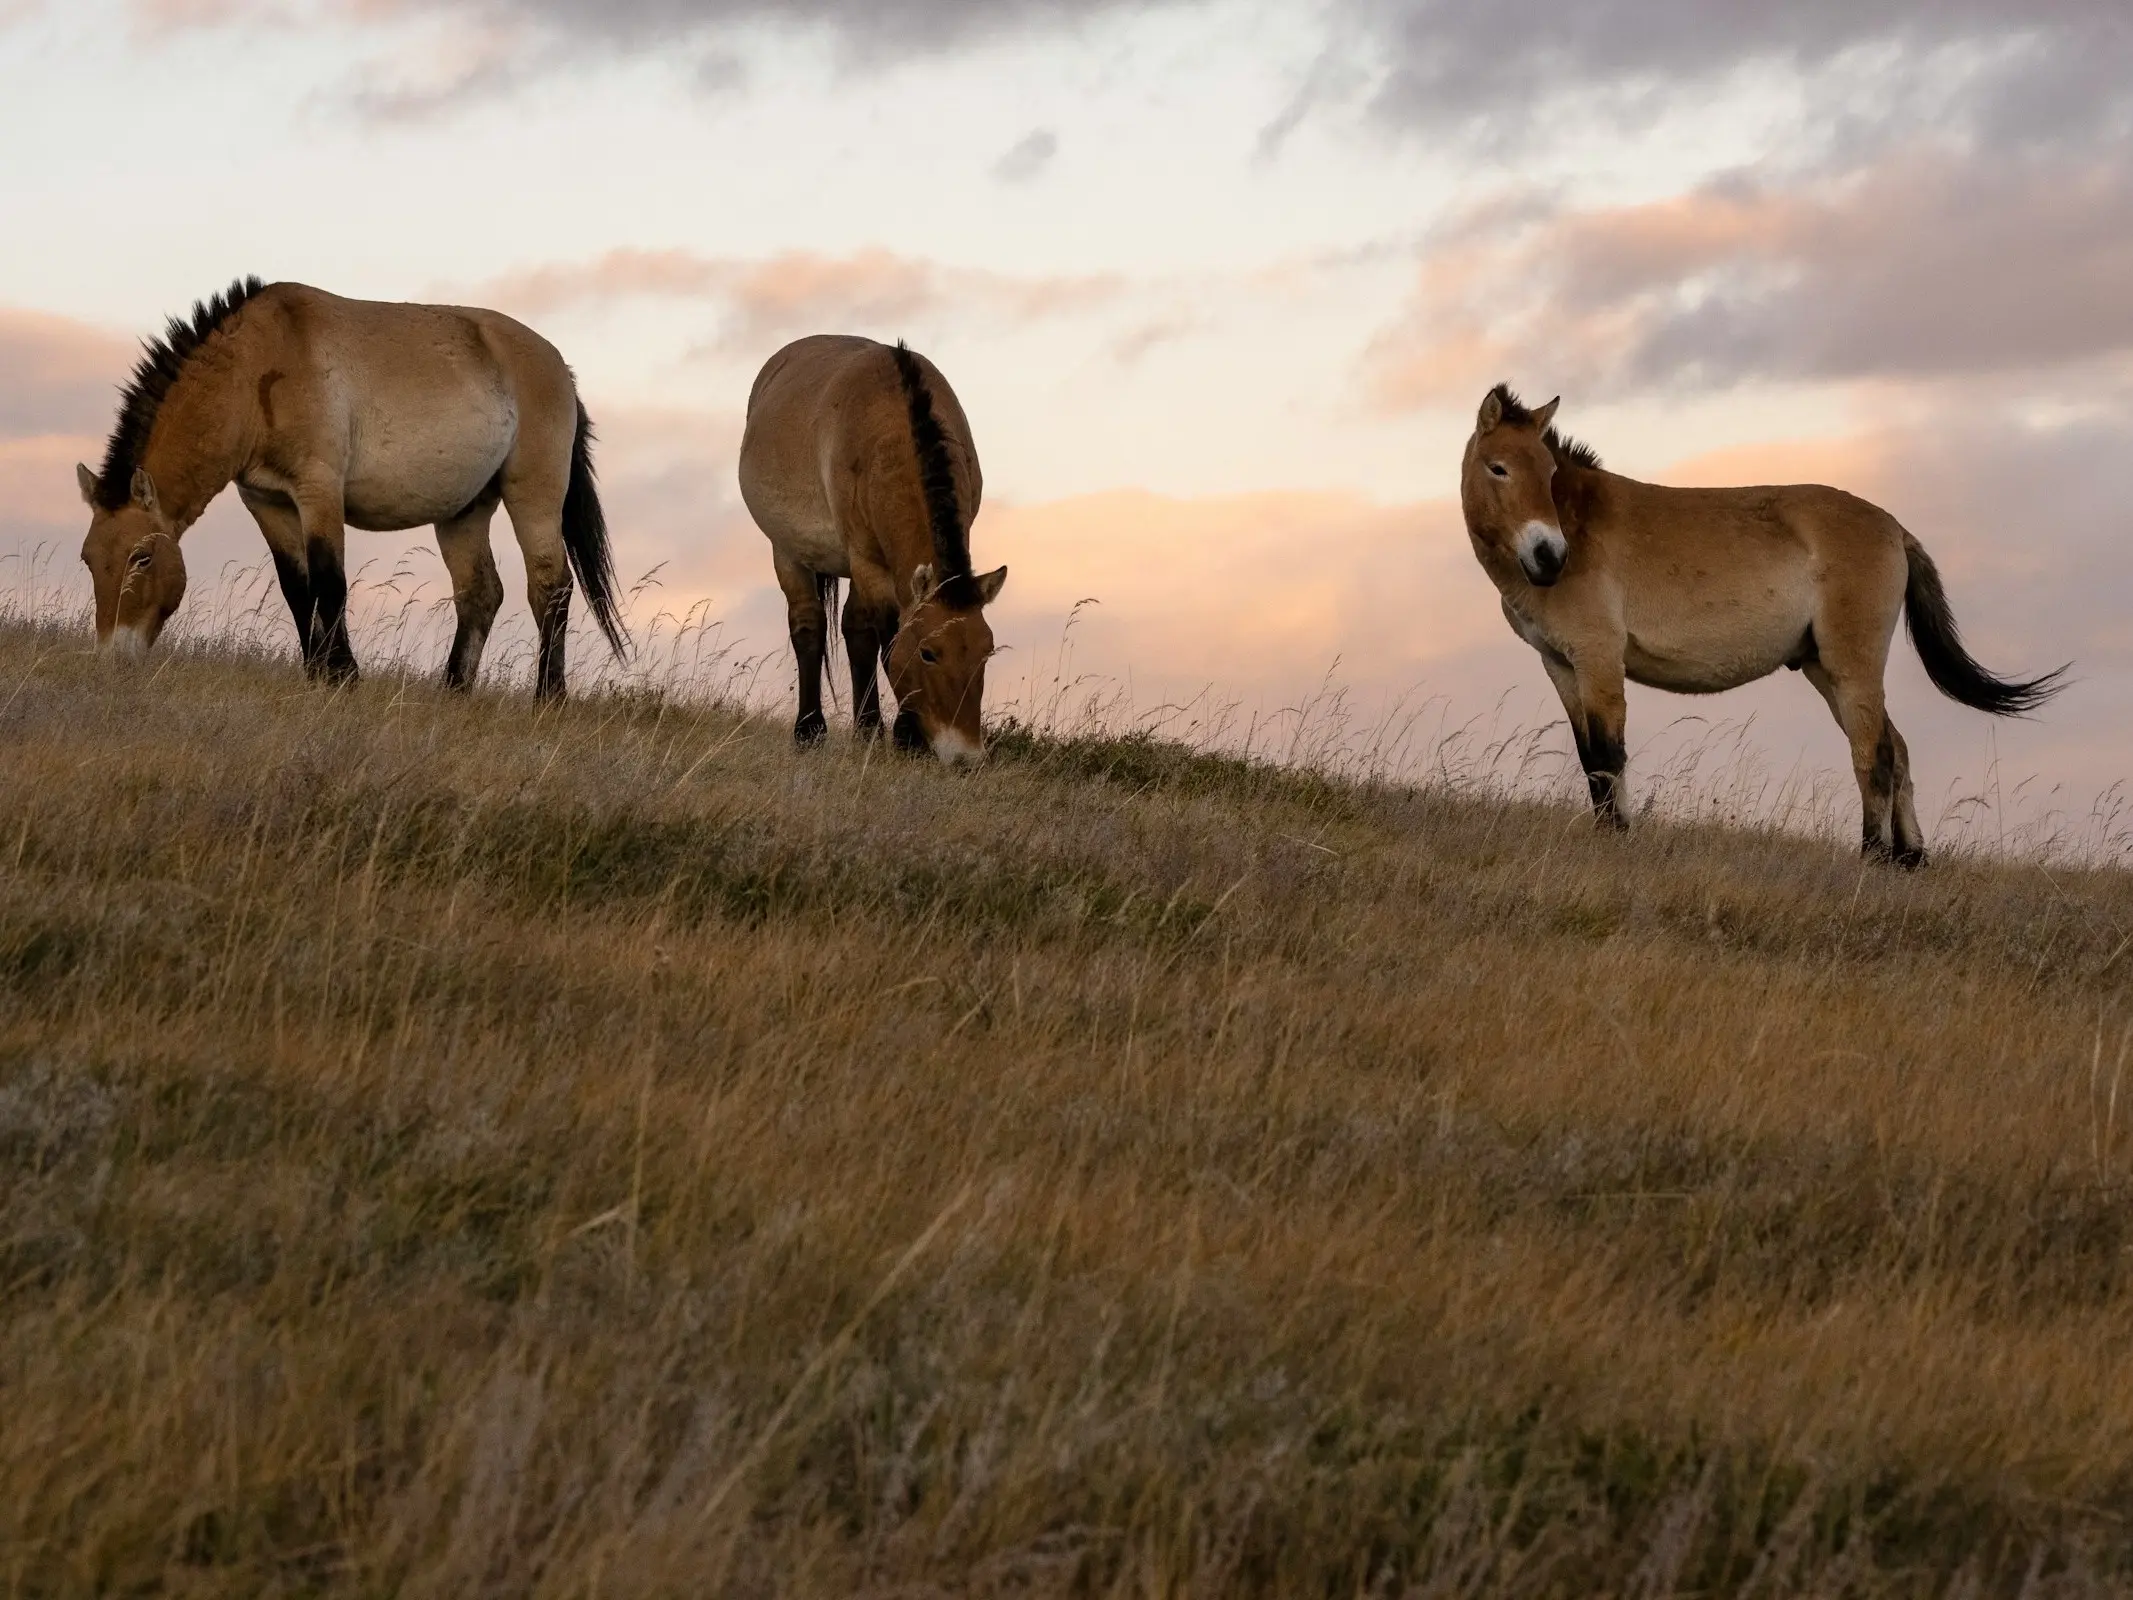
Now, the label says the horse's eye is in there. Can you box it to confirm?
[1488,463,1510,479]
[920,648,940,665]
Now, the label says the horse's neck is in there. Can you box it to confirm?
[143,359,249,536]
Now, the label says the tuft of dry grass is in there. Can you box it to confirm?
[6,613,2133,1597]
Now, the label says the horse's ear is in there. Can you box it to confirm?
[77,463,100,506]
[1532,397,1561,432]
[130,468,159,514]
[1477,390,1504,433]
[911,563,935,602]
[974,565,1007,605]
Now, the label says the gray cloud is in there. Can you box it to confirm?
[135,0,1197,59]
[1338,0,2133,150]
[992,127,1058,184]
[1366,149,2133,407]
[476,0,1170,49]
[107,0,1204,115]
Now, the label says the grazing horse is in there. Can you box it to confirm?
[1461,385,2066,865]
[739,335,1007,765]
[77,277,628,698]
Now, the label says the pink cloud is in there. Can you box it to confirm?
[0,309,131,440]
[469,248,1123,352]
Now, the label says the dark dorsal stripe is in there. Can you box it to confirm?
[94,276,266,511]
[1487,380,1603,471]
[890,341,975,597]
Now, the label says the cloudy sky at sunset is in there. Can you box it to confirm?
[3,2,2129,836]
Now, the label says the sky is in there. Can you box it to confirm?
[3,0,2130,845]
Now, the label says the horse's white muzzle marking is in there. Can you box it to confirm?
[931,728,986,768]
[1516,520,1569,587]
[104,626,150,662]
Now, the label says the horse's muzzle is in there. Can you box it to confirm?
[102,625,151,661]
[1521,545,1566,587]
[929,728,986,768]
[1516,521,1567,587]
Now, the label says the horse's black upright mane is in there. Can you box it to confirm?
[1488,381,1603,471]
[93,276,266,511]
[890,341,984,607]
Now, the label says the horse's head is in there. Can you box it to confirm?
[888,563,1008,766]
[78,464,186,656]
[1462,386,1569,588]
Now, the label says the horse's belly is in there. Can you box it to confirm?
[743,478,851,578]
[1625,613,1808,695]
[343,395,515,531]
[782,517,851,578]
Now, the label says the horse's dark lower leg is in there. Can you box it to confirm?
[790,615,827,745]
[1860,716,1926,867]
[1888,719,1927,869]
[305,537,357,685]
[844,608,885,737]
[445,617,489,693]
[1583,712,1629,831]
[793,639,826,745]
[270,547,316,672]
[1801,660,1908,865]
[774,556,828,745]
[534,583,572,701]
[436,512,504,693]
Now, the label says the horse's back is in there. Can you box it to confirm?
[254,284,567,529]
[739,335,979,576]
[745,334,883,418]
[275,287,565,396]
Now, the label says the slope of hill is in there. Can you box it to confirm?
[5,620,2133,1596]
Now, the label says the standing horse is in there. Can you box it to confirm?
[1461,385,2066,865]
[739,335,1007,765]
[76,277,628,697]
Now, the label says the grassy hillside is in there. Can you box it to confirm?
[6,618,2133,1597]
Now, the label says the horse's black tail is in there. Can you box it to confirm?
[816,571,842,698]
[563,399,630,660]
[1902,532,2066,716]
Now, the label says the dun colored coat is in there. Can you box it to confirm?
[1461,385,2066,865]
[77,278,627,697]
[739,335,1007,765]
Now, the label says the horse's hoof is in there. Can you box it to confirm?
[1861,839,1924,869]
[794,713,828,748]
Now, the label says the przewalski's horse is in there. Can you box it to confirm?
[1462,385,2067,866]
[76,277,628,697]
[739,335,1007,766]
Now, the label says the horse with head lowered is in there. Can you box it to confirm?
[740,335,1007,765]
[79,277,627,697]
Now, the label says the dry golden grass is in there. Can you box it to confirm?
[6,615,2133,1596]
